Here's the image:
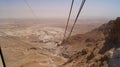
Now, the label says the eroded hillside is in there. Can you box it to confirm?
[0,19,116,67]
[60,17,120,67]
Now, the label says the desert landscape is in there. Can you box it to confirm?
[0,19,111,67]
[0,0,120,67]
[0,17,120,67]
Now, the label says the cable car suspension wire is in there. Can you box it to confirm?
[67,0,86,40]
[63,0,75,42]
[23,0,38,19]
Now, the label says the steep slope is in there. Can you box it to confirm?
[61,17,120,67]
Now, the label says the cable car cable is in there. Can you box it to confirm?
[23,0,38,19]
[67,0,86,39]
[63,0,75,42]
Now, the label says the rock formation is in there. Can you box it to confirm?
[61,17,120,67]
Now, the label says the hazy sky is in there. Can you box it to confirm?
[0,0,120,19]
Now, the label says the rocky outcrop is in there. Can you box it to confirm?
[61,17,120,67]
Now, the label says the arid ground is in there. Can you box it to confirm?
[0,19,109,67]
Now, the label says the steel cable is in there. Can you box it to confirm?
[67,0,86,39]
[23,0,38,19]
[63,0,75,42]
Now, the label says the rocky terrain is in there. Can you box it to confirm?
[0,18,118,67]
[60,17,120,67]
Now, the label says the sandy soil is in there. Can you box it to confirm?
[0,19,107,67]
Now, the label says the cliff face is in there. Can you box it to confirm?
[98,17,120,54]
[61,17,120,67]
